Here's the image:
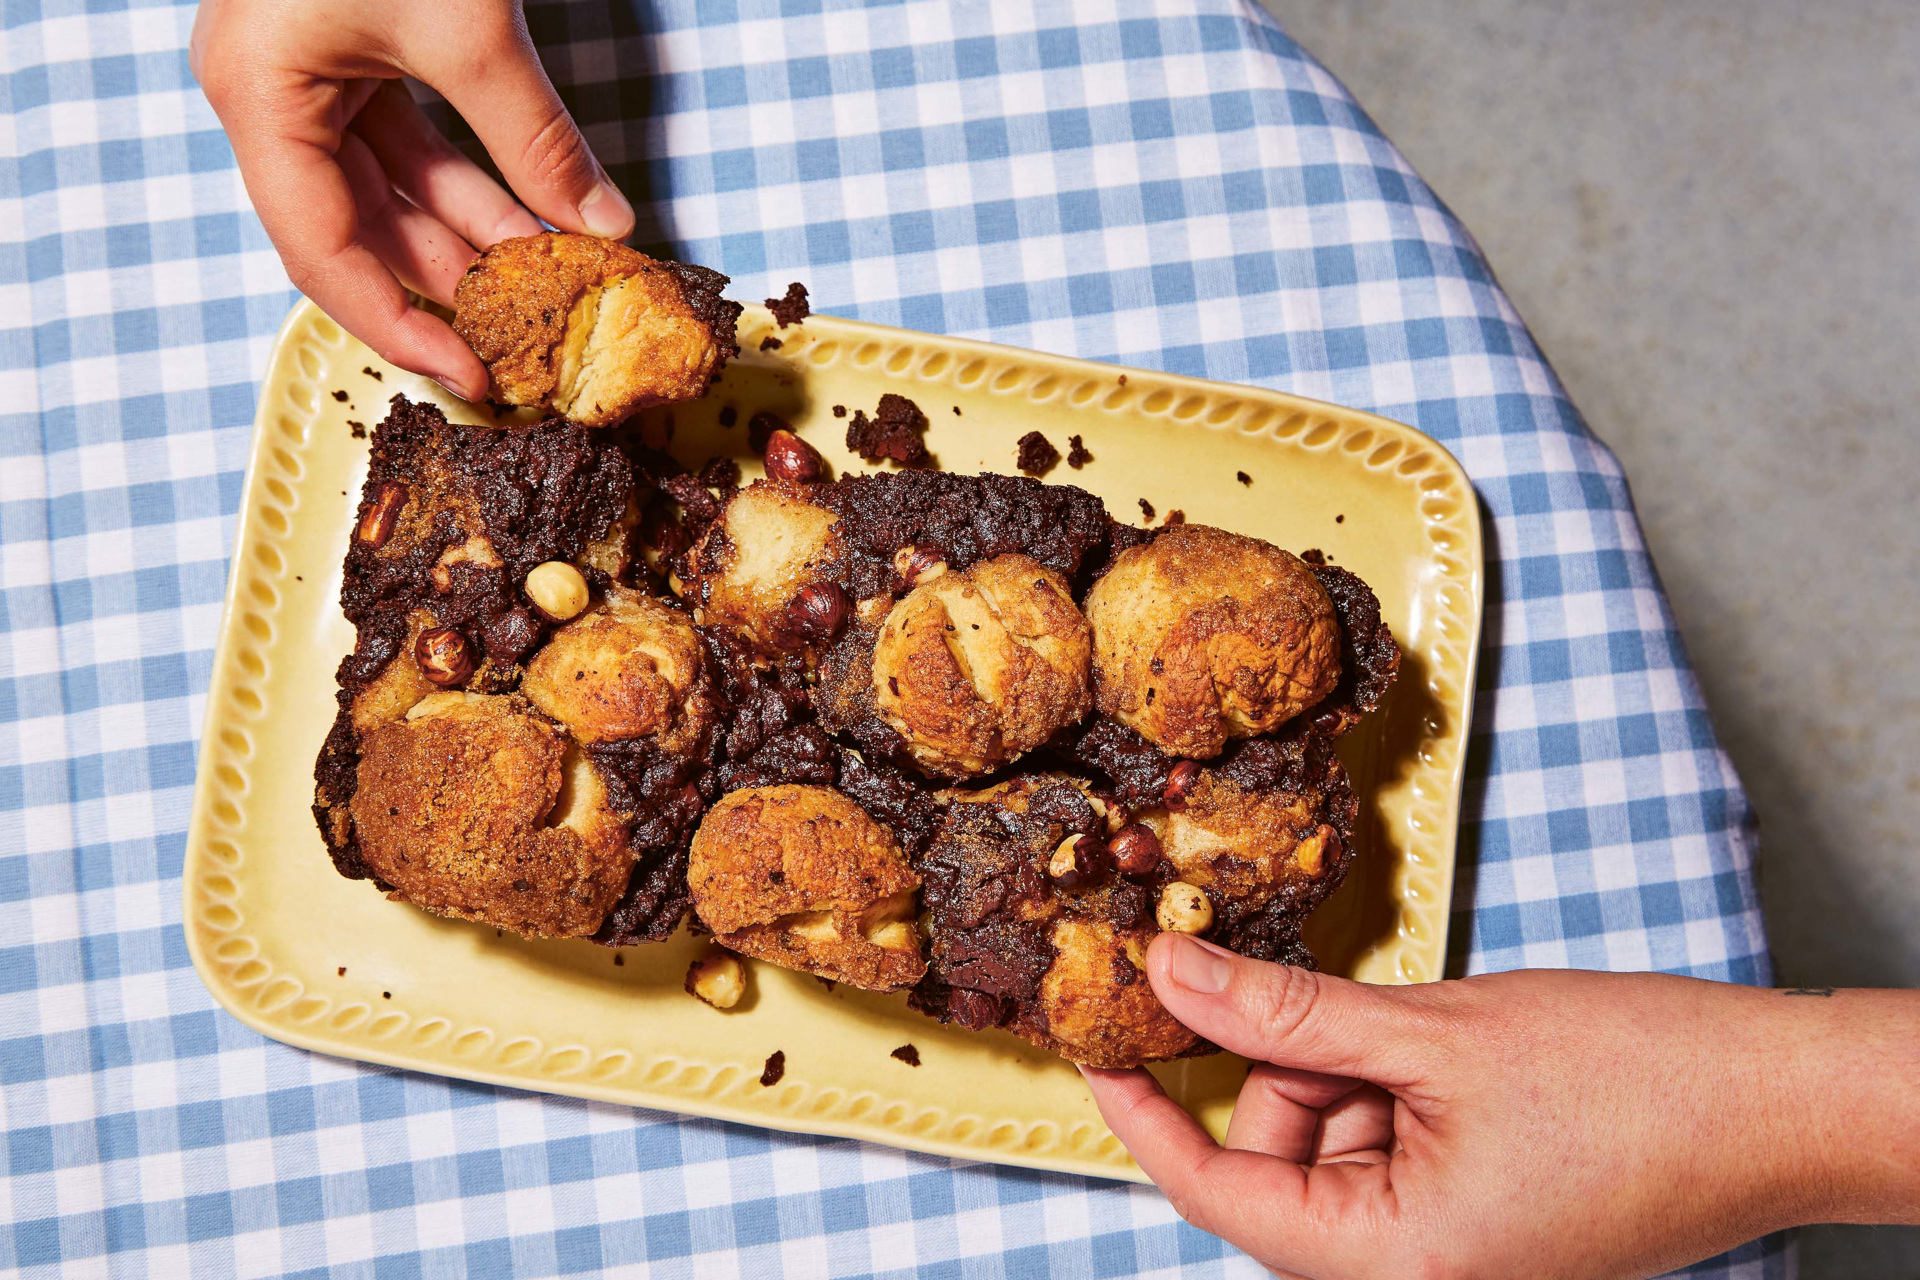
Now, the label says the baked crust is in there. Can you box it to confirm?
[689,785,925,991]
[523,587,714,752]
[870,554,1092,777]
[1085,523,1341,758]
[349,693,631,938]
[453,232,741,426]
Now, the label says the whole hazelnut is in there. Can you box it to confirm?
[1156,881,1214,934]
[355,481,408,549]
[1108,824,1163,877]
[685,951,746,1009]
[786,580,850,644]
[891,544,948,591]
[524,560,589,623]
[414,627,474,687]
[1048,833,1107,890]
[762,429,826,484]
[1162,760,1202,812]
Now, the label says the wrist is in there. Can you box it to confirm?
[1756,987,1920,1225]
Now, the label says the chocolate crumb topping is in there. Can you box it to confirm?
[766,281,810,327]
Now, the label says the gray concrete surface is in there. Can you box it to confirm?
[1255,2,1919,1273]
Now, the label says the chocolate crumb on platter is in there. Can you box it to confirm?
[1236,471,1251,486]
[759,336,783,352]
[760,1050,786,1086]
[766,282,810,327]
[845,392,930,467]
[1015,430,1060,476]
[362,367,382,380]
[1067,435,1092,469]
[891,1044,921,1067]
[1137,498,1155,521]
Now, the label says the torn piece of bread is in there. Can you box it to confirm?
[453,232,741,426]
[688,785,925,992]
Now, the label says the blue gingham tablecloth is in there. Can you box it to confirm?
[1,1,1781,1275]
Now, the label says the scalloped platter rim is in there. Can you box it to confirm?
[182,297,1482,1182]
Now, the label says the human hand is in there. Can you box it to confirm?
[1082,935,1920,1280]
[191,0,634,399]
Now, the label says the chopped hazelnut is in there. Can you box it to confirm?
[524,561,590,623]
[356,481,408,549]
[762,429,826,484]
[685,951,746,1009]
[1162,760,1202,812]
[1048,833,1105,890]
[1156,881,1213,934]
[414,627,473,687]
[786,581,850,644]
[891,544,948,590]
[1108,824,1163,877]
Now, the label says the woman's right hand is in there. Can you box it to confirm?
[191,0,633,399]
[1083,935,1920,1279]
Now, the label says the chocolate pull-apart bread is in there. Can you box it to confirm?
[315,382,1402,1068]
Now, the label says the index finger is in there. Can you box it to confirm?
[1080,1066,1393,1277]
[224,75,488,398]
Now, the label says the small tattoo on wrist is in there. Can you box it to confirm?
[1782,985,1835,997]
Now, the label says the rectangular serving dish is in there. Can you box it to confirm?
[182,298,1481,1181]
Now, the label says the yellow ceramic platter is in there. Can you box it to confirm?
[183,298,1481,1181]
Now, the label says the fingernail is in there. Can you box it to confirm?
[1166,934,1233,994]
[432,374,482,404]
[578,180,634,240]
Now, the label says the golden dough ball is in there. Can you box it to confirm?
[1084,523,1341,758]
[871,554,1092,777]
[1143,768,1342,912]
[678,480,845,654]
[688,785,925,992]
[1040,919,1198,1063]
[349,692,631,938]
[522,588,714,752]
[452,232,739,426]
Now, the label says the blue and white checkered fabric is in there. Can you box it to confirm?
[1,0,1782,1275]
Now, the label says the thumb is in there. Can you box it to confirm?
[1147,934,1437,1087]
[420,13,633,241]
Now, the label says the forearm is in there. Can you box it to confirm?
[1768,986,1920,1224]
